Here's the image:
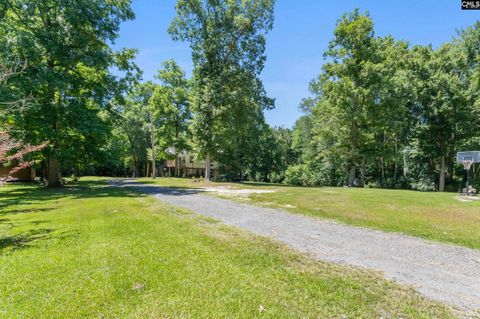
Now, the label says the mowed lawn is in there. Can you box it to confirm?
[139,177,480,249]
[0,178,453,318]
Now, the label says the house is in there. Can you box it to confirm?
[165,150,218,178]
[0,165,36,182]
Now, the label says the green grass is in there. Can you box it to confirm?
[139,177,480,249]
[0,178,453,318]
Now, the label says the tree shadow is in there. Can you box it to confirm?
[0,207,54,216]
[0,180,146,254]
[0,227,78,254]
[0,217,50,227]
[0,228,53,253]
[111,180,205,196]
[0,181,145,213]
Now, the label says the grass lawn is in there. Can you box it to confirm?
[139,177,480,250]
[0,178,453,318]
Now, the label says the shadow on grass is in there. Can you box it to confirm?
[1,217,50,227]
[0,228,53,253]
[0,180,145,214]
[1,207,54,216]
[0,228,78,254]
[112,180,204,196]
[0,180,142,253]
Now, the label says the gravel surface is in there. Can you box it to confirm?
[112,179,480,315]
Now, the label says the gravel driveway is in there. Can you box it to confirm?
[112,179,480,315]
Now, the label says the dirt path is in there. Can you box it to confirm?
[112,180,480,315]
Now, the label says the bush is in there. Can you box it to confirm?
[395,176,411,189]
[365,180,379,188]
[410,175,436,191]
[268,171,284,184]
[283,164,316,186]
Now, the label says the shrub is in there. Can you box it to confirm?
[283,164,315,186]
[365,180,379,188]
[268,171,284,184]
[410,175,436,191]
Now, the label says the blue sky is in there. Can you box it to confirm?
[114,0,480,128]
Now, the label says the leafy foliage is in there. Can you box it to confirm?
[0,131,47,183]
[287,11,480,191]
[0,0,138,186]
[169,0,275,180]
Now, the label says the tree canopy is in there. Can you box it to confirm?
[287,11,480,191]
[0,0,138,186]
[169,0,275,180]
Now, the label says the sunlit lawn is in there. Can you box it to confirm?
[0,178,453,318]
[140,177,480,249]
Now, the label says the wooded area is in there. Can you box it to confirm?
[1,1,479,192]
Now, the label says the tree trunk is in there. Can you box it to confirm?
[381,131,386,187]
[152,157,156,179]
[359,157,365,187]
[146,162,149,178]
[159,162,164,177]
[439,154,446,192]
[174,125,180,177]
[450,127,456,180]
[132,160,138,178]
[348,166,356,187]
[380,157,385,187]
[40,159,46,183]
[150,120,156,179]
[205,152,211,182]
[175,152,179,177]
[349,118,359,187]
[47,157,61,187]
[393,134,398,185]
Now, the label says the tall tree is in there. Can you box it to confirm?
[122,97,150,177]
[313,9,378,186]
[169,0,275,180]
[121,65,190,179]
[368,37,413,187]
[155,60,190,176]
[411,41,476,191]
[0,0,137,186]
[291,115,313,164]
[124,82,160,178]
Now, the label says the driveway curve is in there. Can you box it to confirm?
[111,179,480,315]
